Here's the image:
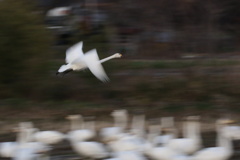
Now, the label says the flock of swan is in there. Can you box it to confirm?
[0,109,240,160]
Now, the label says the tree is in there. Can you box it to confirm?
[0,0,53,98]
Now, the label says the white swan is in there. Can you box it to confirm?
[107,132,147,153]
[100,109,128,142]
[192,119,234,160]
[0,122,36,158]
[13,122,51,160]
[0,128,20,158]
[107,112,150,154]
[73,141,109,159]
[153,117,177,146]
[66,114,96,141]
[56,41,122,82]
[165,116,201,155]
[12,125,39,160]
[130,112,146,138]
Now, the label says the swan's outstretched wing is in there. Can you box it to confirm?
[65,41,84,64]
[84,49,110,82]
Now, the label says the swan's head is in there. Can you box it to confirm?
[111,109,128,117]
[56,65,73,76]
[66,115,82,120]
[217,118,236,125]
[114,53,122,58]
[184,116,200,121]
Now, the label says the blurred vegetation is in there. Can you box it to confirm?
[0,0,53,98]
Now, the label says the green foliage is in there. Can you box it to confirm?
[0,0,53,98]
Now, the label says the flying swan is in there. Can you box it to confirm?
[56,41,122,82]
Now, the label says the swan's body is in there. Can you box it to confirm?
[148,147,179,160]
[32,130,65,145]
[0,142,18,158]
[108,133,146,153]
[57,41,122,82]
[71,140,109,159]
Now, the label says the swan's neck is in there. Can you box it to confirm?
[148,124,161,138]
[85,120,95,132]
[113,114,128,130]
[100,55,116,63]
[184,121,201,141]
[71,117,85,130]
[131,115,146,137]
[217,125,233,153]
[17,128,26,145]
[161,117,178,138]
[147,124,161,146]
[161,117,174,128]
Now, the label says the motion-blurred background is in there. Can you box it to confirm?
[0,0,240,158]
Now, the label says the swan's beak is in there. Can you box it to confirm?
[119,53,122,57]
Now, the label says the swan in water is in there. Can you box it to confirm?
[56,41,122,82]
[192,119,234,160]
[66,114,96,141]
[165,116,201,155]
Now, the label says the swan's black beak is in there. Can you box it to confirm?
[56,69,73,77]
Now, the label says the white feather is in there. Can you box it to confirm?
[84,49,109,82]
